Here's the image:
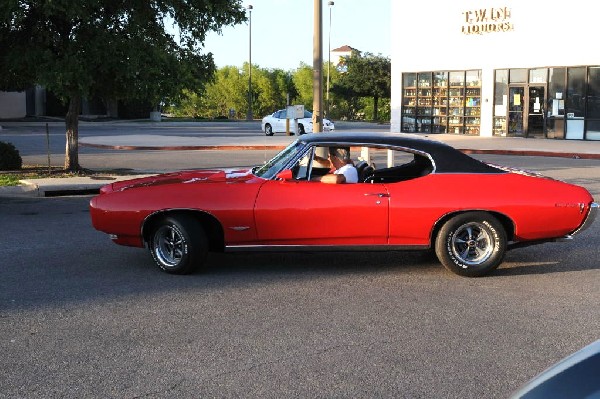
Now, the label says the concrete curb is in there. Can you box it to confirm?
[0,184,38,197]
[0,175,152,198]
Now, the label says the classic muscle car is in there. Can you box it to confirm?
[89,132,597,277]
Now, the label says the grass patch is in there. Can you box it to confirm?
[0,174,21,186]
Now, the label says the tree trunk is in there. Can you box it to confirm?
[64,95,81,171]
[373,96,379,122]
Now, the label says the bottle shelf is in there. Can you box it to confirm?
[402,71,482,135]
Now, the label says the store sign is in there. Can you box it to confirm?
[462,7,514,35]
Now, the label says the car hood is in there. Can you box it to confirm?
[100,168,254,194]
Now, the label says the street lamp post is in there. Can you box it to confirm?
[246,4,253,121]
[312,0,323,133]
[326,1,334,119]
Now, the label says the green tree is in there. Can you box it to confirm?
[205,65,247,118]
[0,0,246,171]
[169,65,297,119]
[332,52,391,121]
[253,68,290,117]
[291,63,314,110]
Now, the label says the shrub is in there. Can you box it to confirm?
[0,141,23,171]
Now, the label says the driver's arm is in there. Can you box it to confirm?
[317,174,346,184]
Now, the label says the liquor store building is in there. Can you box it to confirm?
[390,0,600,140]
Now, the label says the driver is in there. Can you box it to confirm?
[314,147,358,184]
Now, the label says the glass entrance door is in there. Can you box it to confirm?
[509,86,525,136]
[527,86,545,138]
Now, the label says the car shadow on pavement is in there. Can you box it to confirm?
[493,244,600,276]
[202,250,442,278]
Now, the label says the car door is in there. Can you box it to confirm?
[385,175,444,246]
[253,180,389,245]
[273,110,287,132]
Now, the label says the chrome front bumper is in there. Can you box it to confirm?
[572,202,599,236]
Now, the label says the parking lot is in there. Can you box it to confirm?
[1,143,599,398]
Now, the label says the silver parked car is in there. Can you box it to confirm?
[261,109,335,136]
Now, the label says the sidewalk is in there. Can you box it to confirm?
[77,132,600,159]
[3,131,600,198]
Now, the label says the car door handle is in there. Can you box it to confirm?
[364,193,390,198]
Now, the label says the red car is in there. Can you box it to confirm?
[89,132,597,277]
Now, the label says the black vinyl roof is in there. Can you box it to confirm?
[299,132,504,174]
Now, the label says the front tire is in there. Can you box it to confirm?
[149,216,208,274]
[265,124,274,136]
[298,124,306,135]
[435,212,506,277]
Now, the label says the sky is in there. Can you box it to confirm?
[201,0,391,71]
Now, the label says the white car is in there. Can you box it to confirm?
[261,109,335,136]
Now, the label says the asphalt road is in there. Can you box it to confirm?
[0,120,389,172]
[1,156,599,398]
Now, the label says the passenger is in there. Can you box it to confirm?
[313,147,358,184]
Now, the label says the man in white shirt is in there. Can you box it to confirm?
[314,147,358,184]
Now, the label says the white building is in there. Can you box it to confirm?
[330,45,359,67]
[391,0,600,140]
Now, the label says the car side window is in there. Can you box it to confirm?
[364,150,433,183]
[288,145,433,184]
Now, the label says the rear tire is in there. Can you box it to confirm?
[149,216,208,274]
[298,124,306,135]
[435,212,506,277]
[265,124,274,136]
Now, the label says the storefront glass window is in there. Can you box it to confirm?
[449,71,464,86]
[586,67,600,140]
[494,70,508,107]
[433,72,449,133]
[566,67,585,118]
[586,67,600,119]
[509,69,527,83]
[548,68,566,115]
[546,68,566,139]
[434,71,448,87]
[401,73,417,132]
[401,70,481,135]
[403,73,416,88]
[493,70,508,135]
[529,68,547,83]
[466,70,481,86]
[416,73,432,132]
[566,67,585,139]
[586,120,600,140]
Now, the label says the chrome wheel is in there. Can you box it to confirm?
[148,215,208,274]
[450,222,494,266]
[435,212,507,277]
[152,224,186,268]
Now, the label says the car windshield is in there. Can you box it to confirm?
[253,140,304,179]
[303,110,312,118]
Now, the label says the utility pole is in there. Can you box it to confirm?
[312,0,323,133]
[327,1,334,119]
[246,5,253,121]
